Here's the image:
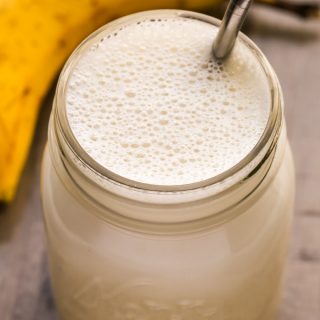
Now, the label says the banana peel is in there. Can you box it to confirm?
[0,0,219,203]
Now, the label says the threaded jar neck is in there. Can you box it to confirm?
[48,10,283,234]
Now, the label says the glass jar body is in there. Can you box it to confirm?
[41,9,295,320]
[41,128,294,320]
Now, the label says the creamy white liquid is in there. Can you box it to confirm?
[66,17,270,186]
[42,12,295,320]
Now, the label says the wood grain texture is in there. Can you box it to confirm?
[0,7,319,320]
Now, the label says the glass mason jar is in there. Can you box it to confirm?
[41,10,295,320]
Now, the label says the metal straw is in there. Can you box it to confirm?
[212,0,253,60]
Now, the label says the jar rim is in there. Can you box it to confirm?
[54,9,282,195]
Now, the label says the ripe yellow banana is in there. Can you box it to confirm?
[0,0,219,202]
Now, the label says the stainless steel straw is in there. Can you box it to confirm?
[212,0,253,60]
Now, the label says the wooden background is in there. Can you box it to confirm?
[0,6,319,320]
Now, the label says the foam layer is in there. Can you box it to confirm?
[66,16,270,186]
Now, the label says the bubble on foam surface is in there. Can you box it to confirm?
[66,17,270,185]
